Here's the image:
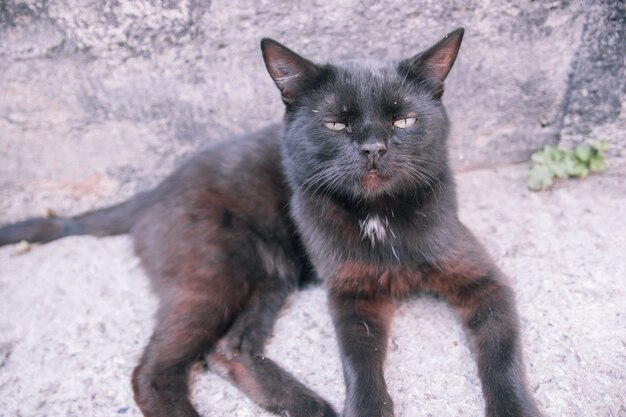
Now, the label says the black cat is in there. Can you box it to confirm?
[0,28,542,417]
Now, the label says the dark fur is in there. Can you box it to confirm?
[0,29,541,417]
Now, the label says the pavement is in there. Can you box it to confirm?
[1,161,624,417]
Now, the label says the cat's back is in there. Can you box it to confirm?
[131,123,301,285]
[160,123,287,206]
[132,122,289,236]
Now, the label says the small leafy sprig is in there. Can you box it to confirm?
[527,141,609,191]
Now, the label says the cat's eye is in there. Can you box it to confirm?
[324,122,346,131]
[393,117,417,129]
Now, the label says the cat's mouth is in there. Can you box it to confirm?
[361,169,388,189]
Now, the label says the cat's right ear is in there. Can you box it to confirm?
[261,39,320,105]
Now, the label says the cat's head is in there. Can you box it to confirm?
[261,29,464,202]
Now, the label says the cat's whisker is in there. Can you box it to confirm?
[299,166,340,198]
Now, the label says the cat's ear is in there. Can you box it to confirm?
[261,38,320,105]
[401,28,464,98]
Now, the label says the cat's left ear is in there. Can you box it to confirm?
[401,28,464,98]
[261,38,320,105]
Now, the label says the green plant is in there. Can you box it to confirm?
[527,141,609,191]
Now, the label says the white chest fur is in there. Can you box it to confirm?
[358,214,401,261]
[359,215,388,246]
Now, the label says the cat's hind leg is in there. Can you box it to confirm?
[207,281,338,417]
[131,291,245,417]
[128,191,332,416]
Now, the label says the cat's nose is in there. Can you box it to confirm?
[360,142,387,159]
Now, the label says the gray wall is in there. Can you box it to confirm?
[0,0,624,218]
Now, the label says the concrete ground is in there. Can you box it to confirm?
[0,161,624,417]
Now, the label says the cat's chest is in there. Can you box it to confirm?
[351,209,433,259]
[327,259,425,298]
[293,192,443,293]
[304,200,434,257]
[358,214,394,247]
[311,211,437,297]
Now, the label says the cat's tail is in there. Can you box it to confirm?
[0,189,157,247]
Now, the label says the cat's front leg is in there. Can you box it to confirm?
[454,272,541,417]
[328,293,395,417]
[427,232,542,417]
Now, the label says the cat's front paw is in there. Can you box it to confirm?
[343,399,394,417]
[486,399,543,417]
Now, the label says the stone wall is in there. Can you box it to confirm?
[0,0,624,217]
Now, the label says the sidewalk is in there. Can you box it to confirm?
[0,163,624,417]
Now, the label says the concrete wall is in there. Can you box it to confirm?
[0,0,624,218]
